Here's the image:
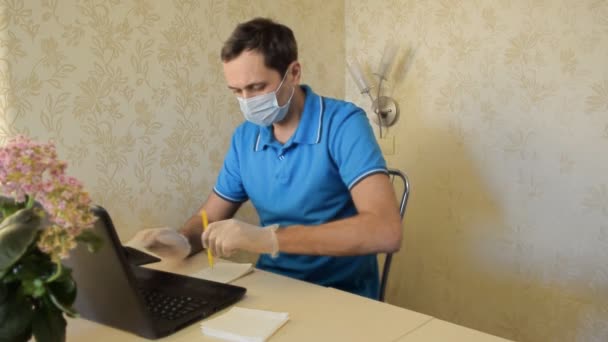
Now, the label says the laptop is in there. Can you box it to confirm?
[64,205,246,339]
[123,245,161,266]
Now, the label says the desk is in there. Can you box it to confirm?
[67,253,432,341]
[395,319,512,342]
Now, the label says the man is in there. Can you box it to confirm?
[137,18,401,299]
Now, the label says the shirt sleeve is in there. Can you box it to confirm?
[329,107,388,190]
[213,129,249,203]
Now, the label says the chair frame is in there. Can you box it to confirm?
[378,168,410,302]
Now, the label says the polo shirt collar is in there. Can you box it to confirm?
[254,85,323,152]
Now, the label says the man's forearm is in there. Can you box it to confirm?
[275,173,402,256]
[275,211,402,256]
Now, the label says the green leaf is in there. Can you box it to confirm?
[48,267,76,302]
[48,291,78,318]
[31,297,66,342]
[0,328,31,342]
[10,250,55,280]
[0,196,25,222]
[0,283,34,342]
[21,278,46,298]
[75,229,103,253]
[3,247,53,298]
[0,209,43,277]
[47,266,78,317]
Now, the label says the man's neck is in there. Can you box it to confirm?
[272,86,305,144]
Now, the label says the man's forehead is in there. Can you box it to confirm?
[224,50,266,72]
[223,51,280,87]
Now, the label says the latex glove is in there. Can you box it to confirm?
[202,219,279,258]
[129,227,191,260]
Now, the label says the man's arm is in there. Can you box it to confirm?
[276,173,402,256]
[179,192,242,254]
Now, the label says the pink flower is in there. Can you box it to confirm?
[0,135,97,260]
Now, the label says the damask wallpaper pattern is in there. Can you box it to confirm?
[345,1,608,341]
[0,0,344,239]
[3,0,608,341]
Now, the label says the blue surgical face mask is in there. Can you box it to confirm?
[237,70,295,126]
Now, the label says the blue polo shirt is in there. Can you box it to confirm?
[213,85,387,299]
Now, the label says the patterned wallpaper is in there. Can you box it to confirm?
[0,0,344,241]
[4,0,608,340]
[345,1,608,341]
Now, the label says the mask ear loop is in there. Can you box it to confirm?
[277,84,295,109]
[275,65,291,93]
[275,64,295,107]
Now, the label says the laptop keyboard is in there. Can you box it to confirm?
[139,288,209,321]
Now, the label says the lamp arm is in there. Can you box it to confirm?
[376,76,384,138]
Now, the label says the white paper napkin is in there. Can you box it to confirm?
[201,307,289,342]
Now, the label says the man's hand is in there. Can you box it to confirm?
[129,227,192,260]
[202,219,279,257]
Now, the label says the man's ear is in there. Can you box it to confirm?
[290,61,302,83]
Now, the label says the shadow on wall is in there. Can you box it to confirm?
[378,82,590,341]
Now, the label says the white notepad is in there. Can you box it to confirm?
[201,307,289,342]
[191,262,254,284]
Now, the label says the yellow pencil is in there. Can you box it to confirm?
[201,209,214,269]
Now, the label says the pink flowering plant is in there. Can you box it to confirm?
[0,136,101,342]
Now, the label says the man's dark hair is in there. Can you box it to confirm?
[221,18,298,77]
